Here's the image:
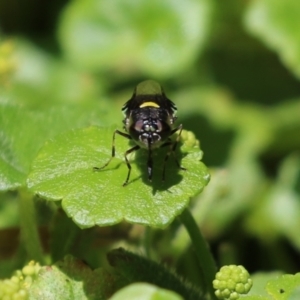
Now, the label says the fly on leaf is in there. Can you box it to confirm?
[94,80,186,186]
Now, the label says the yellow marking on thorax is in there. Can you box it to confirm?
[139,101,160,108]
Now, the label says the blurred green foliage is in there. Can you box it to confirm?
[0,0,300,295]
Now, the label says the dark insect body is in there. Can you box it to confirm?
[94,80,186,186]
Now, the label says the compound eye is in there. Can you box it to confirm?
[134,120,144,132]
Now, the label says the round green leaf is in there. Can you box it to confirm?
[0,101,116,191]
[58,0,213,78]
[29,255,106,300]
[244,0,300,79]
[27,126,209,228]
[266,273,300,300]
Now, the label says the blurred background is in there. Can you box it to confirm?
[1,0,300,281]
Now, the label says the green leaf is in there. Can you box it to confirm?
[241,296,269,300]
[29,255,108,300]
[0,101,114,191]
[244,0,300,79]
[110,283,183,300]
[58,0,213,78]
[266,273,300,300]
[0,103,44,190]
[239,272,300,300]
[27,126,209,228]
[249,272,283,297]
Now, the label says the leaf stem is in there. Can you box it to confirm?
[19,188,44,264]
[179,207,217,300]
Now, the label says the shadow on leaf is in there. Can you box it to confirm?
[134,144,186,195]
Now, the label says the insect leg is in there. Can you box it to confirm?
[161,124,186,181]
[123,145,140,186]
[147,144,153,182]
[93,130,132,171]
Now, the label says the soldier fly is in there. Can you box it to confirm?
[94,80,186,186]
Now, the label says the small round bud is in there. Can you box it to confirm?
[213,265,253,300]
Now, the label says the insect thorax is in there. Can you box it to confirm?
[122,92,177,149]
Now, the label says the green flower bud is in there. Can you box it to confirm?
[213,265,253,300]
[0,261,41,300]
